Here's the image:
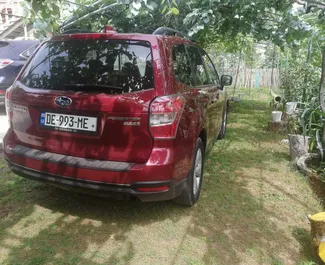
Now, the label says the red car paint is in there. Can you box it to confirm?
[3,31,228,202]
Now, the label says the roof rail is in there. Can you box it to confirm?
[153,27,194,41]
[62,29,94,34]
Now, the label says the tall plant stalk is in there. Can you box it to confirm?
[320,45,325,113]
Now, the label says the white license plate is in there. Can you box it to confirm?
[40,112,97,132]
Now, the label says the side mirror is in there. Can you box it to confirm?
[221,75,233,87]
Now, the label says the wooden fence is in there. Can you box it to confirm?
[220,68,281,88]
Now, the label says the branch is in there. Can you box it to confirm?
[294,0,306,5]
[294,0,325,7]
[306,0,325,7]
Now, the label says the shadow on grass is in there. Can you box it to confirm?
[292,227,320,265]
[308,173,325,209]
[0,98,317,264]
[0,169,304,265]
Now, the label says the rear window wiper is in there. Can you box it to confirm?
[65,84,123,92]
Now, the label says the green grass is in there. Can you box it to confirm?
[0,88,323,264]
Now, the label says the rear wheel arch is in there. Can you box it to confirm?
[198,129,207,152]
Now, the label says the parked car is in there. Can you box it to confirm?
[0,39,39,103]
[3,27,232,206]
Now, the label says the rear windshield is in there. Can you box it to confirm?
[20,39,154,93]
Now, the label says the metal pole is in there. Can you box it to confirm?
[24,25,28,38]
[0,11,21,18]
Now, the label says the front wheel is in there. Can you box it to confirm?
[173,138,204,207]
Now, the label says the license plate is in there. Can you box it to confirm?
[40,112,97,133]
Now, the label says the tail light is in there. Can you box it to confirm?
[0,59,13,69]
[149,95,185,139]
[5,88,13,128]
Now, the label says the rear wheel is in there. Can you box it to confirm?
[173,138,204,207]
[218,104,228,140]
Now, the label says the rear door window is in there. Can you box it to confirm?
[20,39,154,93]
[20,44,39,60]
[200,50,220,86]
[172,45,193,86]
[185,46,210,86]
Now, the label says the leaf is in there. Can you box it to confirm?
[51,4,60,15]
[161,5,167,14]
[131,7,140,16]
[161,0,166,5]
[310,139,315,152]
[170,7,179,15]
[203,17,210,24]
[172,0,178,7]
[314,110,325,118]
[132,1,142,10]
[146,4,154,11]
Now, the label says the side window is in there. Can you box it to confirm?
[172,45,193,86]
[186,46,210,86]
[20,44,39,59]
[201,50,220,85]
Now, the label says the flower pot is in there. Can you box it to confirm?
[288,134,309,162]
[272,111,282,122]
[286,102,297,115]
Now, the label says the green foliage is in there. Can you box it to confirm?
[300,98,324,153]
[281,68,305,102]
[287,115,303,135]
[22,0,316,48]
[280,65,320,103]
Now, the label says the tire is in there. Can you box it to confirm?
[173,138,204,207]
[218,103,228,140]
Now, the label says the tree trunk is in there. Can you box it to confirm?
[307,38,313,64]
[271,44,276,89]
[288,134,309,162]
[309,212,325,263]
[320,46,325,113]
[232,49,243,98]
[286,50,289,71]
[303,38,313,102]
[268,121,287,133]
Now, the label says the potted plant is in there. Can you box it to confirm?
[286,102,298,115]
[270,96,284,122]
[272,110,283,122]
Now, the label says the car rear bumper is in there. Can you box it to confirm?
[3,134,192,201]
[5,160,187,201]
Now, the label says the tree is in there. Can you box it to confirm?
[23,0,310,47]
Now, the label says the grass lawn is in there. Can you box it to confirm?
[0,88,323,265]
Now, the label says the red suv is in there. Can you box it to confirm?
[3,27,232,206]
